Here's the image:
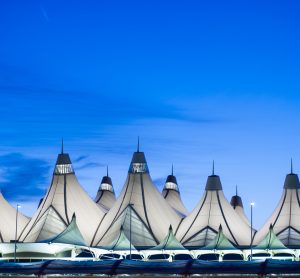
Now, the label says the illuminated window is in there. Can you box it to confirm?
[55,164,74,174]
[101,183,114,192]
[130,163,148,173]
[165,182,179,191]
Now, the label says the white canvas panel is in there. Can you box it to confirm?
[92,151,182,247]
[0,193,29,242]
[254,187,300,246]
[176,188,252,247]
[163,189,188,217]
[183,227,217,247]
[96,191,116,212]
[19,153,105,246]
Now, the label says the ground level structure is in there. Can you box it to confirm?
[1,259,300,277]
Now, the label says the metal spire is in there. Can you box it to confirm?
[137,136,140,152]
[236,185,238,196]
[106,165,109,177]
[291,158,293,174]
[61,138,64,154]
[212,160,215,175]
[171,164,174,176]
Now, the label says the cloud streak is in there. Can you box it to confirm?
[40,5,49,22]
[75,162,104,170]
[0,153,51,202]
[73,155,89,163]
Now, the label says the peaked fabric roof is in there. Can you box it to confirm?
[202,225,237,250]
[254,169,300,247]
[255,225,287,250]
[151,225,186,251]
[91,150,181,248]
[205,161,222,191]
[175,170,253,248]
[95,170,116,212]
[162,169,189,217]
[100,226,136,251]
[0,192,29,242]
[230,189,250,225]
[19,148,106,246]
[42,214,86,246]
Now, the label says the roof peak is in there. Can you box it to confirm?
[55,153,74,174]
[284,159,299,189]
[54,141,74,174]
[100,175,114,192]
[284,172,300,189]
[230,185,244,208]
[55,152,72,165]
[128,150,149,173]
[205,163,222,191]
[230,194,243,209]
[164,173,179,192]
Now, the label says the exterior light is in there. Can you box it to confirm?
[14,204,21,262]
[250,202,255,261]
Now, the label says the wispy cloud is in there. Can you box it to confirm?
[73,155,89,163]
[0,153,51,202]
[76,162,104,170]
[40,5,49,22]
[0,80,222,126]
[72,155,106,170]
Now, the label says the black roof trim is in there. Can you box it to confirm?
[205,175,223,191]
[56,153,72,165]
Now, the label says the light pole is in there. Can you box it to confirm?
[250,202,255,261]
[14,204,21,263]
[129,203,134,260]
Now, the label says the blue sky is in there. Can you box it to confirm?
[0,0,300,228]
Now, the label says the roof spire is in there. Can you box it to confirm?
[236,185,238,196]
[137,136,140,152]
[61,138,64,154]
[212,160,215,175]
[171,164,174,176]
[106,165,109,177]
[291,158,293,174]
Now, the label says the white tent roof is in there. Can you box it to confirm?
[0,192,29,242]
[175,166,253,248]
[91,149,182,248]
[230,187,250,225]
[95,169,116,212]
[162,167,189,217]
[254,167,300,247]
[19,147,106,246]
